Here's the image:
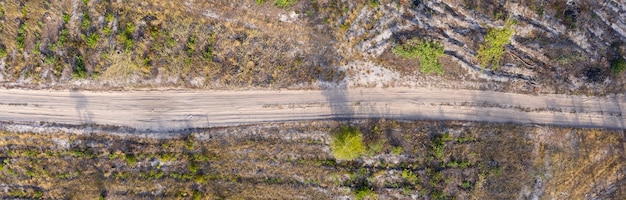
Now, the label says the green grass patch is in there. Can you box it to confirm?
[392,39,445,75]
[477,20,515,69]
[274,0,297,9]
[330,126,366,161]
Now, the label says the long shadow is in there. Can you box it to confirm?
[70,89,93,126]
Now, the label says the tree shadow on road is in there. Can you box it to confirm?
[321,86,354,122]
[70,89,93,126]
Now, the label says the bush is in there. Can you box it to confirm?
[392,39,445,75]
[477,20,515,69]
[330,126,366,161]
[611,57,626,74]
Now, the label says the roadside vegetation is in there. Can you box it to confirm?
[3,120,621,199]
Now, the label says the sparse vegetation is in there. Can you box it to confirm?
[392,39,445,75]
[0,122,618,199]
[478,20,516,69]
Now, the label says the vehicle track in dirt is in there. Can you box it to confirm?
[0,87,624,131]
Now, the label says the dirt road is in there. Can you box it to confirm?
[1,88,624,131]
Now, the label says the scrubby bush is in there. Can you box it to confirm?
[478,20,515,69]
[330,126,366,161]
[393,39,445,75]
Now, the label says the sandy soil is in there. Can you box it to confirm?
[0,87,624,132]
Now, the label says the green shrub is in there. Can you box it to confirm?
[58,29,69,46]
[354,188,376,200]
[330,126,366,161]
[402,169,419,184]
[368,0,380,8]
[0,46,6,58]
[392,39,445,75]
[17,24,26,51]
[477,20,515,69]
[125,154,137,166]
[105,12,114,24]
[366,140,384,155]
[81,13,91,30]
[72,56,87,79]
[21,6,28,18]
[84,33,100,48]
[392,146,404,155]
[62,13,71,24]
[256,0,267,4]
[461,181,472,189]
[274,0,297,9]
[611,57,626,74]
